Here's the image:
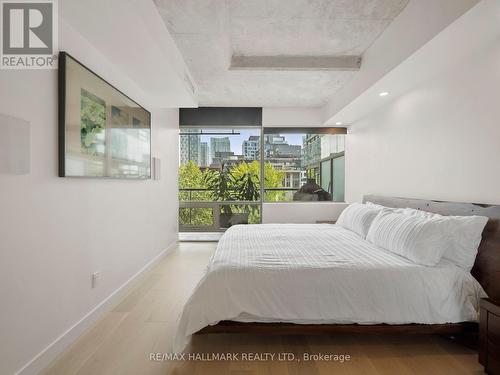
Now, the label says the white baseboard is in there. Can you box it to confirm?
[15,241,178,375]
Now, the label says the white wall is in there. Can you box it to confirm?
[323,0,480,124]
[0,20,179,375]
[346,37,500,205]
[263,107,323,127]
[262,203,347,224]
[262,107,348,223]
[60,0,197,108]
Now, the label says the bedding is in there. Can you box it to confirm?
[366,208,453,266]
[365,203,488,269]
[336,202,382,238]
[174,224,486,352]
[400,208,488,270]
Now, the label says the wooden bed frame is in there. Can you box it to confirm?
[197,195,500,336]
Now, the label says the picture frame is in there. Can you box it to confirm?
[58,51,151,179]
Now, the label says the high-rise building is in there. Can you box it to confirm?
[320,134,345,157]
[263,134,297,159]
[302,134,321,168]
[199,142,209,167]
[302,134,345,167]
[210,137,230,164]
[242,136,260,160]
[264,135,286,145]
[180,129,200,165]
[262,134,302,190]
[266,143,301,158]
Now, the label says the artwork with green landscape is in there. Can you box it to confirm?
[80,88,106,155]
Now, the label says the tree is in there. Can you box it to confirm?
[178,160,211,200]
[229,160,287,202]
[178,160,212,226]
[203,166,237,214]
[230,160,287,201]
[178,160,287,227]
[220,162,260,222]
[263,162,286,202]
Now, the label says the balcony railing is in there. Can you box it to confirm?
[179,187,314,232]
[179,188,260,232]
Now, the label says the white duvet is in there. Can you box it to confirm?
[174,224,486,352]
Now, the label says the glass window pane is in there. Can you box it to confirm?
[219,204,261,229]
[321,160,331,193]
[263,131,345,202]
[332,155,345,202]
[179,127,262,232]
[179,208,214,227]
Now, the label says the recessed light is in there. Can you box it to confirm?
[335,122,342,126]
[379,92,389,97]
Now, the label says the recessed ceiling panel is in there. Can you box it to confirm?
[154,0,409,106]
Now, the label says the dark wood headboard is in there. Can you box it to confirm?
[363,195,500,302]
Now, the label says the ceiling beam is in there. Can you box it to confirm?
[229,55,362,71]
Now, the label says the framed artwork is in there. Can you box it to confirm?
[58,52,151,178]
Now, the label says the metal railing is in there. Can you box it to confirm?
[179,187,315,231]
[179,188,260,232]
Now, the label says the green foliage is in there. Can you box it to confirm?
[178,160,287,227]
[178,160,211,201]
[178,160,213,225]
[230,160,260,184]
[179,208,213,227]
[263,162,286,202]
[233,172,259,202]
[203,168,237,214]
[227,161,260,201]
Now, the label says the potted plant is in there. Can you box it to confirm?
[204,165,260,228]
[232,171,260,224]
[204,167,237,228]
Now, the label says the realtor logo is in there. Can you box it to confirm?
[1,0,58,69]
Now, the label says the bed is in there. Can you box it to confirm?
[174,196,500,351]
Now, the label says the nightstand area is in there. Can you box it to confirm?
[480,298,500,374]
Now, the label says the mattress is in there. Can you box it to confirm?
[174,224,486,351]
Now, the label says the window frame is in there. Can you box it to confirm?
[262,127,346,204]
[178,125,264,231]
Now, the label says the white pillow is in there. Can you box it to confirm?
[336,203,382,238]
[365,201,407,213]
[366,209,453,266]
[400,208,488,270]
[365,201,385,210]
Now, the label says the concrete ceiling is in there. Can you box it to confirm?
[154,0,409,107]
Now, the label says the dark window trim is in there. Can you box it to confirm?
[263,127,347,135]
[180,107,262,127]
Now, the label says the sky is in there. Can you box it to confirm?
[197,129,304,155]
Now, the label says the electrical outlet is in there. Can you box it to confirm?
[91,272,100,288]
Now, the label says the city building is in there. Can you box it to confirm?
[210,137,231,164]
[302,134,346,183]
[199,142,209,167]
[179,129,200,165]
[266,143,301,158]
[242,136,260,160]
[211,151,236,168]
[261,134,303,191]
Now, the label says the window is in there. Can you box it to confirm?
[263,128,345,202]
[178,126,346,232]
[179,127,261,231]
